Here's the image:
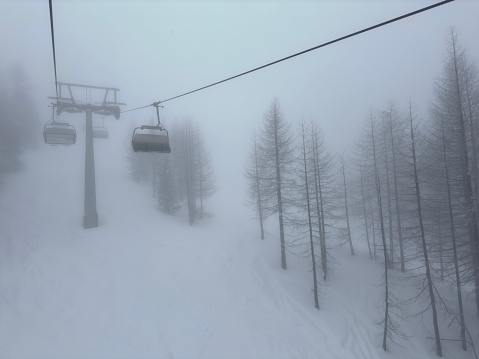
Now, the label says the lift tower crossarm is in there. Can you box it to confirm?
[57,81,120,91]
[49,82,125,107]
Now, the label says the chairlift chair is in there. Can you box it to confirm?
[131,105,171,153]
[43,122,76,145]
[93,118,109,139]
[93,127,109,139]
[43,105,76,145]
[132,126,170,153]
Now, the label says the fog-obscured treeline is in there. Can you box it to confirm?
[0,65,39,181]
[128,118,216,224]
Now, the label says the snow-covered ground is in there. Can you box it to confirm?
[1,124,477,358]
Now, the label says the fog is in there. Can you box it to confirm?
[1,0,478,208]
[3,2,479,358]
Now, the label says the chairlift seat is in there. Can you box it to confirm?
[93,127,109,139]
[132,125,171,153]
[132,133,171,153]
[44,123,76,145]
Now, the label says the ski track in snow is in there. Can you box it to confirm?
[1,136,473,359]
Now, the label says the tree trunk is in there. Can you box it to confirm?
[254,140,265,240]
[442,120,467,350]
[360,164,373,259]
[198,132,204,219]
[302,121,319,309]
[184,127,195,225]
[152,154,157,199]
[465,71,479,241]
[342,157,354,255]
[371,112,389,352]
[377,171,389,352]
[368,185,377,259]
[388,110,405,272]
[410,106,442,357]
[382,117,394,267]
[312,128,327,280]
[439,220,444,281]
[371,111,389,267]
[274,109,287,270]
[435,197,445,281]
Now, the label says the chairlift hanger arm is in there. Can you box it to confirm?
[154,104,166,127]
[49,105,56,124]
[102,89,109,106]
[67,85,76,104]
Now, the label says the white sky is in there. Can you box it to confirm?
[1,0,478,196]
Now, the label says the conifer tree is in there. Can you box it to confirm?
[156,154,180,214]
[245,134,267,239]
[258,98,295,269]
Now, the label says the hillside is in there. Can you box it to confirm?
[0,124,477,359]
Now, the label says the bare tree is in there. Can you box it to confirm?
[258,98,295,270]
[431,29,479,315]
[353,111,384,262]
[384,102,407,272]
[156,153,180,214]
[195,127,216,218]
[450,33,479,315]
[370,110,391,352]
[359,163,373,259]
[380,113,395,266]
[440,117,467,350]
[341,155,354,255]
[0,66,39,177]
[310,123,336,280]
[128,118,216,223]
[409,105,442,357]
[298,119,320,308]
[245,134,267,239]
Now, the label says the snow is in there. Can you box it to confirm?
[1,124,477,358]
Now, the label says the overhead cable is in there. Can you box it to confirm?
[121,104,154,114]
[48,0,59,103]
[122,0,455,113]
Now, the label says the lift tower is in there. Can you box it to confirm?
[49,82,125,229]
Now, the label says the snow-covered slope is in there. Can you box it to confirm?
[0,125,476,359]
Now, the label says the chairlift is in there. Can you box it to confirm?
[93,117,109,139]
[43,107,76,145]
[131,105,171,153]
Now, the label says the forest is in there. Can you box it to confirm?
[245,29,479,356]
[128,118,216,225]
[0,65,39,180]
